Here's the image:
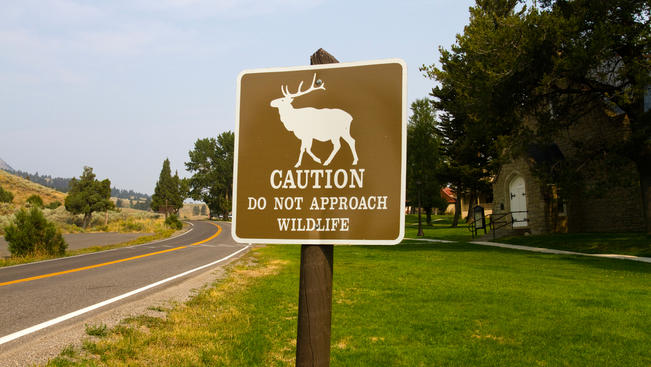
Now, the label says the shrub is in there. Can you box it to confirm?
[0,214,12,235]
[85,323,108,337]
[26,194,44,208]
[165,214,183,230]
[0,202,15,216]
[4,207,67,257]
[121,219,145,232]
[46,200,62,209]
[44,205,77,226]
[0,186,13,203]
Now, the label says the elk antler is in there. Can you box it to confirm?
[283,73,325,98]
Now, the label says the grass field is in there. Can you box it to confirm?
[404,213,473,242]
[48,238,651,366]
[405,214,650,257]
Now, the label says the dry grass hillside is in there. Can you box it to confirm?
[0,169,66,205]
[178,203,209,220]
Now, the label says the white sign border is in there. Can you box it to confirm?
[232,58,407,245]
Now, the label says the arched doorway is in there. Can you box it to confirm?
[509,176,528,227]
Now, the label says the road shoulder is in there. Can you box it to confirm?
[0,246,248,367]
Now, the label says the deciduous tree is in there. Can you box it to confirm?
[185,132,234,220]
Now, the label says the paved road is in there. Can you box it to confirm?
[0,232,154,257]
[0,220,246,348]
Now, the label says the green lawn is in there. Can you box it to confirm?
[404,213,473,241]
[49,240,651,366]
[405,214,650,258]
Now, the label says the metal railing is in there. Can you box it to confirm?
[488,211,529,240]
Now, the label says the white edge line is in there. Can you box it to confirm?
[0,224,196,270]
[0,244,250,346]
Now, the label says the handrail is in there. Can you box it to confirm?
[488,211,528,240]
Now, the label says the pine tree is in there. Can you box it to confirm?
[423,0,650,231]
[4,207,67,256]
[64,167,114,229]
[151,159,185,218]
[406,99,447,225]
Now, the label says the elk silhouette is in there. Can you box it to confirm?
[270,73,359,168]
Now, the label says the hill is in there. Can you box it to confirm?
[0,169,66,206]
[8,169,71,192]
[0,158,13,171]
[5,168,151,205]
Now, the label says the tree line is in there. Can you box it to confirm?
[4,169,152,204]
[38,0,643,234]
[410,0,649,231]
[150,131,234,221]
[5,169,72,193]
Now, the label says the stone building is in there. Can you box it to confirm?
[490,96,648,237]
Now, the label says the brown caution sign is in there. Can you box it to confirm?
[233,59,406,245]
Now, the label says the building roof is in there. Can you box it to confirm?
[441,187,456,203]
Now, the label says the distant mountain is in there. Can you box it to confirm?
[0,158,13,171]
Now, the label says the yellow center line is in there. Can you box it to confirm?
[0,223,222,288]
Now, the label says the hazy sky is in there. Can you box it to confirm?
[0,0,474,194]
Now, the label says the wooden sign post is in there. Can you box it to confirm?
[232,49,406,367]
[296,243,333,366]
[295,49,338,367]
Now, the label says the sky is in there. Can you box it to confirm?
[0,0,475,195]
